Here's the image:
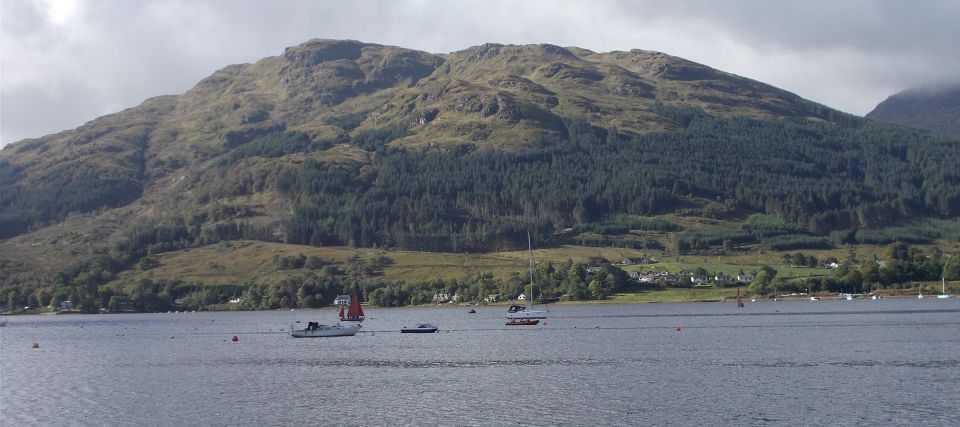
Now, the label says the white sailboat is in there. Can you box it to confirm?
[506,232,548,321]
[290,321,361,337]
[937,277,951,299]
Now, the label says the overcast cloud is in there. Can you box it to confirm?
[2,0,958,147]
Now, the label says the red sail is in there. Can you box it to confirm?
[338,306,345,318]
[347,292,364,318]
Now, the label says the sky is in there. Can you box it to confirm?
[2,0,959,147]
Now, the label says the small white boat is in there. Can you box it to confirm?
[290,322,361,338]
[506,305,549,319]
[810,296,820,301]
[935,277,951,299]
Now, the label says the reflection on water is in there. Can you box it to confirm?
[2,299,959,426]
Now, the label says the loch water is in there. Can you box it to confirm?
[2,298,959,426]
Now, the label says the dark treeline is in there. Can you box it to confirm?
[1,250,632,312]
[753,243,960,296]
[278,115,960,252]
[0,160,143,238]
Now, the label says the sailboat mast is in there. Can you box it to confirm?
[528,231,535,303]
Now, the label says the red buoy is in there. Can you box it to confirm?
[675,326,682,332]
[231,335,239,342]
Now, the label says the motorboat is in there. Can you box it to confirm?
[290,322,361,338]
[401,323,439,333]
[506,318,540,326]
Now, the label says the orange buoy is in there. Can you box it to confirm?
[231,335,238,342]
[32,343,40,349]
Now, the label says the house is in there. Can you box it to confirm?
[623,257,652,265]
[637,273,657,283]
[628,271,641,280]
[333,295,351,305]
[59,300,73,309]
[433,292,452,303]
[229,297,242,304]
[736,274,755,283]
[690,275,709,284]
[517,293,526,301]
[826,262,840,269]
[483,294,499,303]
[585,266,602,275]
[714,274,732,283]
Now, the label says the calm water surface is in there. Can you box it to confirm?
[2,299,959,426]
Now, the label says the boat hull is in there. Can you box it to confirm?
[290,324,361,338]
[401,328,438,333]
[506,319,540,326]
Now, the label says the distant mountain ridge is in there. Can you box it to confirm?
[867,85,960,134]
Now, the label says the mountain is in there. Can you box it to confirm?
[0,39,854,239]
[1,40,959,309]
[866,85,960,134]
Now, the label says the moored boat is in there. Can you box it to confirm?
[401,323,439,333]
[290,321,361,338]
[507,232,549,320]
[937,277,951,299]
[506,318,540,326]
[506,304,548,319]
[339,291,365,322]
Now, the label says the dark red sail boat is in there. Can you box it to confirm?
[339,292,365,322]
